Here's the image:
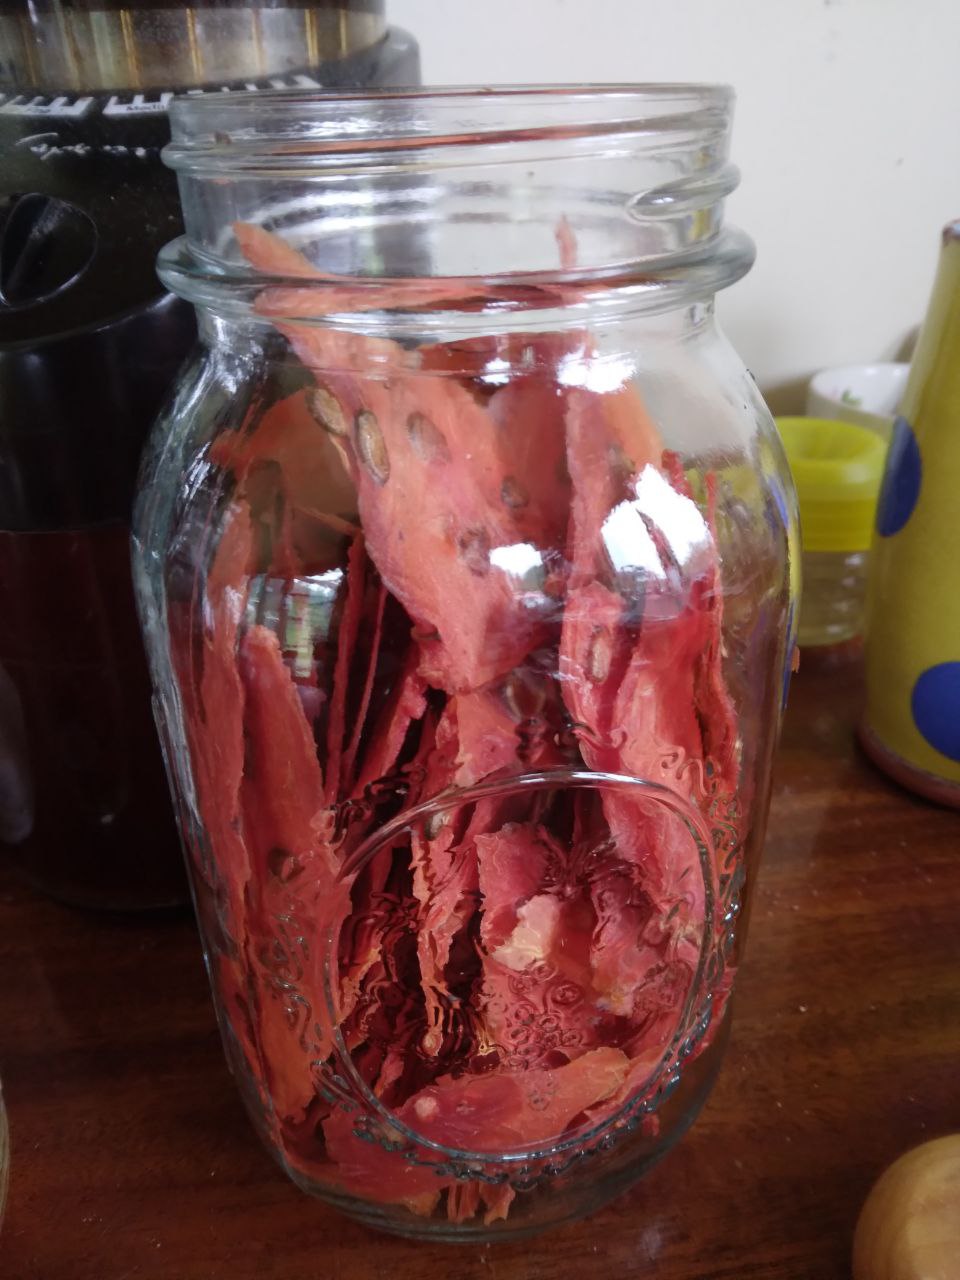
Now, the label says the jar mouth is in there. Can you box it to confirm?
[163,83,752,318]
[165,83,734,174]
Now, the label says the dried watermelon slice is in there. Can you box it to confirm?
[320,1046,630,1215]
[235,222,573,319]
[237,222,572,695]
[166,497,274,1113]
[558,374,740,1047]
[170,222,747,1227]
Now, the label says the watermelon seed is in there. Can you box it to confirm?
[457,527,490,576]
[308,385,349,437]
[608,442,635,479]
[500,476,529,510]
[587,627,612,683]
[355,409,390,485]
[407,411,450,463]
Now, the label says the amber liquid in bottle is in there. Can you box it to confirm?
[0,0,418,907]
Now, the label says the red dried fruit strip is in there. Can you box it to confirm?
[236,221,572,316]
[475,821,555,952]
[325,534,368,802]
[239,625,332,880]
[406,679,570,1059]
[556,375,736,1071]
[351,647,428,797]
[447,1182,482,1225]
[183,500,256,904]
[340,580,387,794]
[691,471,740,795]
[184,224,749,1227]
[338,709,439,1033]
[237,225,572,694]
[480,1184,516,1226]
[486,374,571,550]
[238,625,351,1121]
[320,1104,445,1218]
[167,499,267,1102]
[360,367,554,691]
[407,701,470,1055]
[476,821,650,1067]
[320,1047,630,1215]
[209,387,359,552]
[400,1045,630,1153]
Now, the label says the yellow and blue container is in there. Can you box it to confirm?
[859,220,960,806]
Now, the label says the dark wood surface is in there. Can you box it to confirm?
[2,654,959,1280]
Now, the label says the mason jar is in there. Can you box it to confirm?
[133,86,799,1240]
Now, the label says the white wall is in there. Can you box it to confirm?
[390,0,960,406]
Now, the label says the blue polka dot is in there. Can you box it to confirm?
[876,416,922,536]
[912,663,960,762]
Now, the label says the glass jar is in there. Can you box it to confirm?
[134,86,798,1239]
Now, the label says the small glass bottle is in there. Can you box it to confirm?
[776,418,886,648]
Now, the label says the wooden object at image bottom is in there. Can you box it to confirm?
[1,654,958,1279]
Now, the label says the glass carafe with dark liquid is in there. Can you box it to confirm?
[0,1,419,908]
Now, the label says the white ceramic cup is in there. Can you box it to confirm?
[806,362,909,439]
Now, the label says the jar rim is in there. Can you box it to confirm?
[165,82,734,175]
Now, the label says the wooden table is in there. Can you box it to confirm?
[2,654,959,1280]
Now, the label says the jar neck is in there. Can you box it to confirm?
[160,86,754,327]
[196,292,722,358]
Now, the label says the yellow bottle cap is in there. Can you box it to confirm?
[776,416,887,553]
